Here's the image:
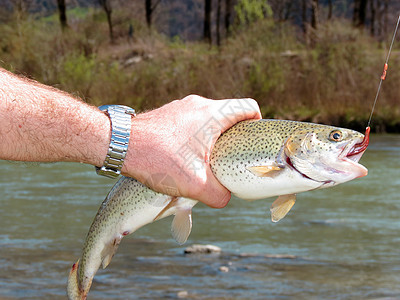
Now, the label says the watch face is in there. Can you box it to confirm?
[98,105,135,116]
[98,104,113,112]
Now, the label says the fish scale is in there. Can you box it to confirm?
[68,119,369,300]
[210,119,348,199]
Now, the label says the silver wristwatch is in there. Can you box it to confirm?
[96,105,136,178]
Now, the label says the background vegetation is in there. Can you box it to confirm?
[1,0,400,132]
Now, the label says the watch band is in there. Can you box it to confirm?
[96,105,136,178]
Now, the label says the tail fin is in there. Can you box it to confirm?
[67,260,87,300]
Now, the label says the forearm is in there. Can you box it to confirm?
[0,68,110,167]
[0,69,262,207]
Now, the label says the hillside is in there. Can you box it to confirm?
[1,3,400,132]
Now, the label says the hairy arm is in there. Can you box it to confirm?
[0,68,261,207]
[0,68,110,167]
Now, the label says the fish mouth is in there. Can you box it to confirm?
[346,127,370,158]
[286,127,370,183]
[339,127,370,178]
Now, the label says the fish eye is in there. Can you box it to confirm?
[329,130,343,142]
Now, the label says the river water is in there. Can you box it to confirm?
[0,134,399,299]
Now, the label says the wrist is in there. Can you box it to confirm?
[95,105,135,178]
[90,108,112,168]
[120,112,160,180]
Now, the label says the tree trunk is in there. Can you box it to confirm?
[284,1,293,21]
[145,0,152,28]
[204,0,212,44]
[328,0,332,20]
[353,0,368,28]
[57,0,68,31]
[301,0,307,34]
[358,0,367,27]
[145,0,161,29]
[383,0,389,37]
[353,0,360,26]
[99,0,114,43]
[105,8,114,42]
[216,0,221,46]
[311,0,318,30]
[376,0,383,38]
[224,0,231,37]
[370,0,375,36]
[10,0,31,19]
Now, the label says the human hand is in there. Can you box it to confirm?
[121,95,262,208]
[0,68,260,207]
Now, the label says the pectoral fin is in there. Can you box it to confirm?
[247,165,284,177]
[171,209,193,245]
[270,194,296,222]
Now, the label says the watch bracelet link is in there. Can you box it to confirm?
[96,105,135,178]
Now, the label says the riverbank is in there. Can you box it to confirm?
[1,134,400,298]
[1,14,399,132]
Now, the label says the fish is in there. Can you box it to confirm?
[67,119,369,299]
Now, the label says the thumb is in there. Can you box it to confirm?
[199,183,232,208]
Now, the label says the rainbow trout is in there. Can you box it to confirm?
[67,119,369,299]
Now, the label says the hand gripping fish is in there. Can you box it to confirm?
[68,119,369,299]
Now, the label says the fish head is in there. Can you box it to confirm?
[284,125,369,186]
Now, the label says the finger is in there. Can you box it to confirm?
[198,98,260,207]
[212,98,262,132]
[197,180,231,208]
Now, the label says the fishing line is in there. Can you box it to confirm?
[367,14,400,128]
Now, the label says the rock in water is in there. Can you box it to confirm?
[184,244,222,254]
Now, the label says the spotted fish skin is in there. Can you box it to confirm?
[68,119,368,299]
[211,119,367,200]
[68,177,197,300]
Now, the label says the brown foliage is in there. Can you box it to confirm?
[1,11,399,132]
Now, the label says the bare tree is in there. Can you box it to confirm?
[99,0,114,43]
[57,0,68,31]
[225,0,232,37]
[370,0,376,35]
[377,0,384,38]
[353,0,368,28]
[283,1,293,21]
[9,0,33,18]
[145,0,161,28]
[216,0,222,46]
[311,0,318,30]
[359,0,368,27]
[204,0,212,44]
[383,0,389,36]
[327,0,332,20]
[270,0,293,21]
[301,0,307,34]
[353,0,359,25]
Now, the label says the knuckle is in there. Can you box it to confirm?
[181,94,203,103]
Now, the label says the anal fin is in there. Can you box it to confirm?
[101,235,122,269]
[270,194,296,223]
[171,209,193,245]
